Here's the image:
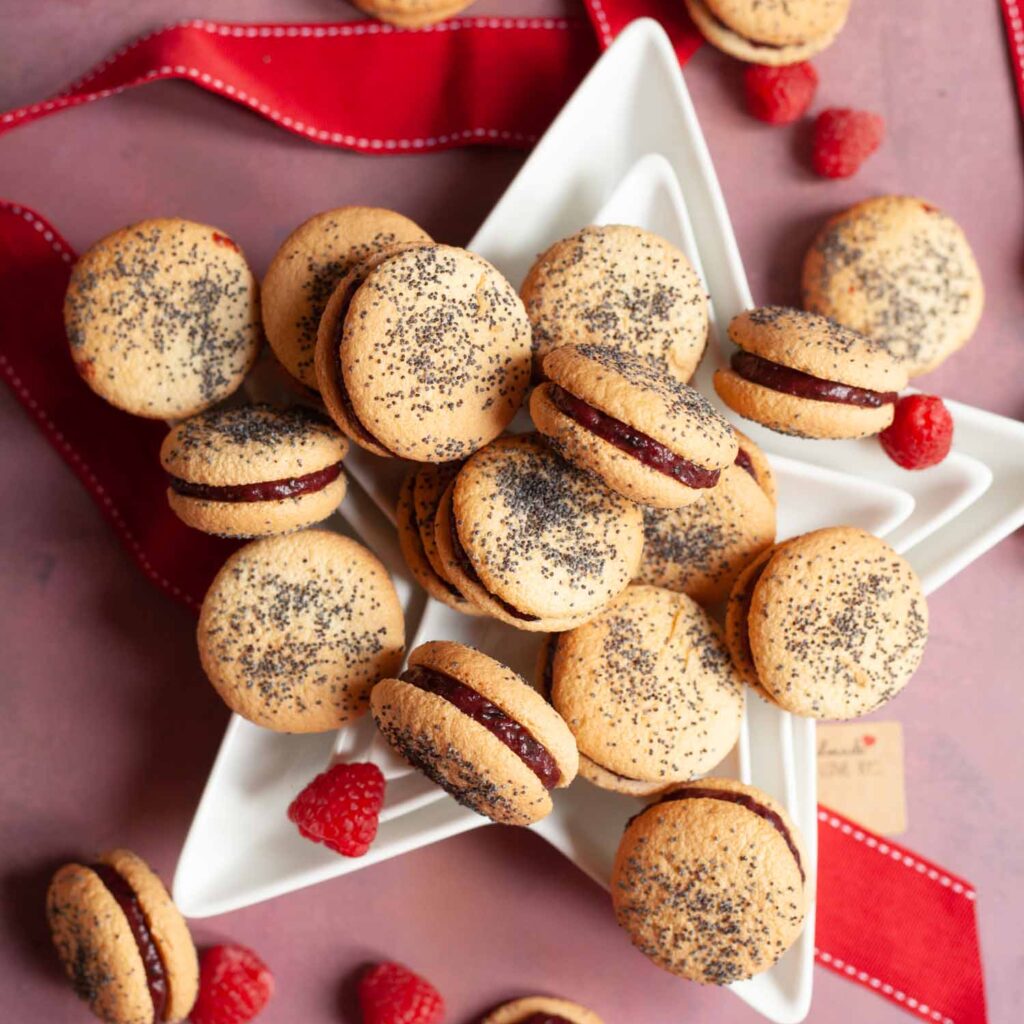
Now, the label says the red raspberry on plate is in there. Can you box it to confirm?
[811,108,885,178]
[190,944,273,1024]
[743,62,818,124]
[288,761,385,857]
[358,962,445,1024]
[879,394,954,469]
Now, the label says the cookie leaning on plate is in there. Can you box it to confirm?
[198,530,404,731]
[64,219,261,419]
[531,343,738,509]
[161,404,349,537]
[802,195,984,376]
[611,778,808,984]
[714,306,907,438]
[684,0,851,65]
[262,206,430,390]
[521,225,708,381]
[371,641,578,826]
[47,849,198,1024]
[483,996,605,1024]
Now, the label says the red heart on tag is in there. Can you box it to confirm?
[862,735,876,747]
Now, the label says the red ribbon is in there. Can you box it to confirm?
[0,11,990,1021]
[1000,0,1024,119]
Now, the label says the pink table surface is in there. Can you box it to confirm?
[1,2,1022,1022]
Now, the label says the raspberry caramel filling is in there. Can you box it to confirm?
[448,512,539,622]
[170,462,342,503]
[731,351,897,409]
[640,787,805,882]
[520,1016,573,1024]
[89,864,167,1022]
[549,385,721,489]
[401,665,561,788]
[734,447,757,481]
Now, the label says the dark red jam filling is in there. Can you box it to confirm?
[539,637,558,700]
[731,351,897,409]
[333,300,395,454]
[448,513,539,622]
[90,863,167,1022]
[641,787,805,882]
[734,447,757,482]
[170,462,342,503]
[549,385,721,489]
[520,1016,573,1024]
[401,665,561,788]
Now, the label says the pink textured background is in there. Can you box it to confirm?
[1,1,1021,1022]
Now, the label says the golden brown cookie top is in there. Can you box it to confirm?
[704,0,850,45]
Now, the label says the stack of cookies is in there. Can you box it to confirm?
[62,207,936,994]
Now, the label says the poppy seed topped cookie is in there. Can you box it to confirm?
[532,343,738,508]
[550,585,744,793]
[64,219,261,419]
[802,196,984,376]
[339,245,532,461]
[47,849,198,1024]
[521,225,708,381]
[262,207,431,389]
[483,996,605,1024]
[611,778,808,984]
[735,527,928,718]
[198,530,404,731]
[714,306,907,438]
[685,0,851,65]
[161,404,349,537]
[371,641,578,826]
[434,435,645,630]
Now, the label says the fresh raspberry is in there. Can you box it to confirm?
[743,62,818,124]
[287,761,385,857]
[190,945,273,1024]
[811,108,885,178]
[358,962,445,1024]
[879,394,954,469]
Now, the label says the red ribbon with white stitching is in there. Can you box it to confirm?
[0,11,991,1021]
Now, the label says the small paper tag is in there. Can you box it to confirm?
[817,721,906,835]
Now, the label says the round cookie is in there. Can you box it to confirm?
[47,849,199,1023]
[161,404,349,538]
[396,464,481,615]
[64,219,261,419]
[371,641,578,826]
[684,0,850,65]
[352,0,472,27]
[531,343,738,509]
[435,434,645,629]
[713,306,907,439]
[637,432,777,605]
[262,207,431,389]
[520,225,708,381]
[341,245,532,461]
[745,527,928,718]
[551,585,744,791]
[198,530,404,731]
[802,196,984,376]
[611,778,808,984]
[483,996,605,1024]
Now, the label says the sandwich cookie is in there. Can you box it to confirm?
[434,435,645,631]
[732,527,928,718]
[520,225,708,381]
[611,778,808,984]
[531,344,738,509]
[684,0,851,65]
[161,404,349,537]
[47,849,198,1023]
[198,530,404,731]
[352,0,471,27]
[333,244,532,461]
[802,195,984,376]
[371,641,578,825]
[64,219,261,419]
[262,207,430,389]
[637,430,776,605]
[714,306,907,438]
[547,585,743,795]
[483,996,604,1024]
[396,462,481,615]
